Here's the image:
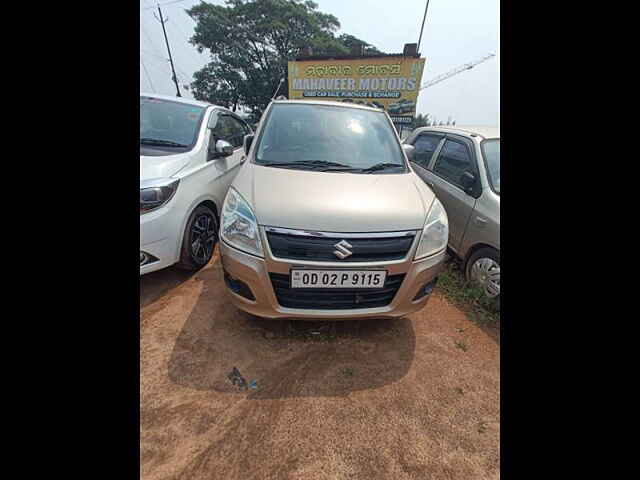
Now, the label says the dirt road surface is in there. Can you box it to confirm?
[141,251,500,479]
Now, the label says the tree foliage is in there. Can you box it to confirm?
[337,34,383,55]
[412,113,430,130]
[187,0,383,118]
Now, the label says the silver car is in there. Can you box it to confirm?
[403,126,500,299]
[218,100,448,320]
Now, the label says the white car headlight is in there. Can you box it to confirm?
[140,178,179,214]
[220,187,263,257]
[415,197,449,259]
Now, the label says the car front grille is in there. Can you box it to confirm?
[269,273,406,310]
[265,229,416,262]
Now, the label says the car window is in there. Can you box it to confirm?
[255,103,407,173]
[211,115,232,142]
[140,97,205,148]
[433,139,475,188]
[238,118,251,135]
[482,139,500,194]
[211,115,245,148]
[225,116,249,148]
[412,134,441,168]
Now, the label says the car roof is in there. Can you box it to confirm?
[140,92,216,109]
[271,99,383,112]
[413,125,500,139]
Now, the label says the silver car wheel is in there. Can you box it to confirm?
[470,257,500,298]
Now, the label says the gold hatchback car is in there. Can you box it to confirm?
[218,100,448,320]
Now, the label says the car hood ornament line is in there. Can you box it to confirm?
[333,240,353,259]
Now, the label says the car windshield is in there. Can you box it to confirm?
[482,139,500,194]
[140,96,206,149]
[254,103,407,173]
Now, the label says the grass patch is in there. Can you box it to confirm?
[454,340,468,352]
[437,257,500,326]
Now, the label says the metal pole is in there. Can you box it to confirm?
[417,0,431,55]
[157,4,181,97]
[271,78,285,100]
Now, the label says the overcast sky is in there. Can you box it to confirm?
[140,0,499,125]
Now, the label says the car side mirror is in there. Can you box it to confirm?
[209,139,233,159]
[402,144,416,162]
[460,171,476,193]
[243,133,254,156]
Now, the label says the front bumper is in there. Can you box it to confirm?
[219,230,445,320]
[140,204,180,275]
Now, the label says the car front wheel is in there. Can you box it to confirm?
[177,205,218,271]
[465,247,500,299]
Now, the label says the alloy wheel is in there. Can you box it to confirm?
[190,213,216,264]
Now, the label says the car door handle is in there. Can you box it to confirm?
[474,216,488,227]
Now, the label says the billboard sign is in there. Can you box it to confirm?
[288,57,426,124]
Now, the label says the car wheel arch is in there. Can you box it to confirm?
[463,242,499,270]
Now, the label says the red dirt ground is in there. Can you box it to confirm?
[140,251,500,479]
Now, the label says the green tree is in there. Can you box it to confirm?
[187,0,383,117]
[412,113,430,130]
[337,33,383,55]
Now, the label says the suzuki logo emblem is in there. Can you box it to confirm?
[333,240,353,259]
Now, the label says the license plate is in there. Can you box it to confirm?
[290,269,387,289]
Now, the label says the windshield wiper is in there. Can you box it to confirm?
[140,138,188,148]
[259,160,354,170]
[359,163,404,173]
[297,160,353,168]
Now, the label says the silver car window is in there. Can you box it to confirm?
[433,139,474,188]
[481,139,500,194]
[412,134,442,168]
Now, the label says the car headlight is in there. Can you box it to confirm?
[220,187,263,257]
[415,197,449,259]
[140,178,179,214]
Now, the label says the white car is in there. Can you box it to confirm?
[140,93,253,275]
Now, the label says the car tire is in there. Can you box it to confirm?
[465,247,500,299]
[176,205,218,271]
